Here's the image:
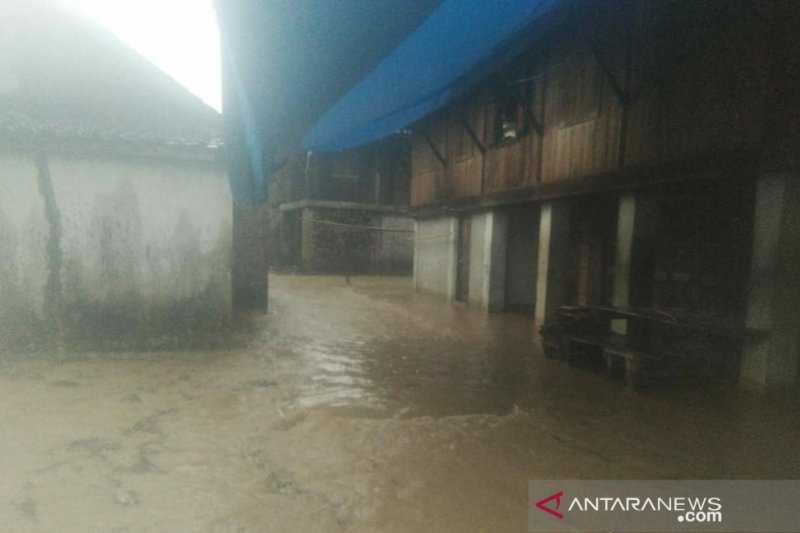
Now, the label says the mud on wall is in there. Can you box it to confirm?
[0,148,232,351]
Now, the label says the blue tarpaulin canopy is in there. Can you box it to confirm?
[216,0,565,205]
[304,0,562,152]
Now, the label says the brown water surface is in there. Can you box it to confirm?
[1,274,798,532]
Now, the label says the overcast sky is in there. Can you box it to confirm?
[64,0,222,111]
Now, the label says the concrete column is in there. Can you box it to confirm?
[300,207,315,272]
[444,217,458,301]
[412,220,420,290]
[232,202,268,312]
[468,211,507,312]
[534,202,571,330]
[611,193,659,334]
[612,196,636,309]
[742,173,800,388]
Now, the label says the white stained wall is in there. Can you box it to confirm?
[0,152,48,321]
[0,148,232,347]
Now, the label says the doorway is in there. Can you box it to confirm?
[568,196,617,307]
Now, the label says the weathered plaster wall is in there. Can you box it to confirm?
[0,148,232,351]
[0,152,48,349]
[413,217,457,299]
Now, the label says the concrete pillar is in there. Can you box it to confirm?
[412,220,419,288]
[445,217,458,301]
[413,220,419,289]
[612,196,636,309]
[611,193,658,334]
[232,202,268,312]
[742,173,800,388]
[300,207,315,272]
[534,202,571,330]
[465,211,508,311]
[467,211,507,312]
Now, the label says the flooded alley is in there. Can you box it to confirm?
[5,1,800,532]
[1,274,799,532]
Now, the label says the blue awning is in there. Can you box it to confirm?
[217,0,564,205]
[304,0,563,152]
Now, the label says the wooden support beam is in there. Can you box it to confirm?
[458,115,486,154]
[419,129,447,168]
[522,100,544,137]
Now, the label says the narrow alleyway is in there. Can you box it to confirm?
[1,275,799,532]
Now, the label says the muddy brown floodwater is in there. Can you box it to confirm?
[1,274,799,532]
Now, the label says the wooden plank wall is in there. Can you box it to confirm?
[409,0,770,207]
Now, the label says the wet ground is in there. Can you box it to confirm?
[1,274,799,532]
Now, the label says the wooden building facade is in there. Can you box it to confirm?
[409,0,800,388]
[272,138,414,275]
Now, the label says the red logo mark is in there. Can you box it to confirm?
[535,491,564,519]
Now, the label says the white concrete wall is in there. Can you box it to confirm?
[467,211,508,312]
[414,212,507,310]
[413,216,457,299]
[0,153,48,334]
[0,148,232,350]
